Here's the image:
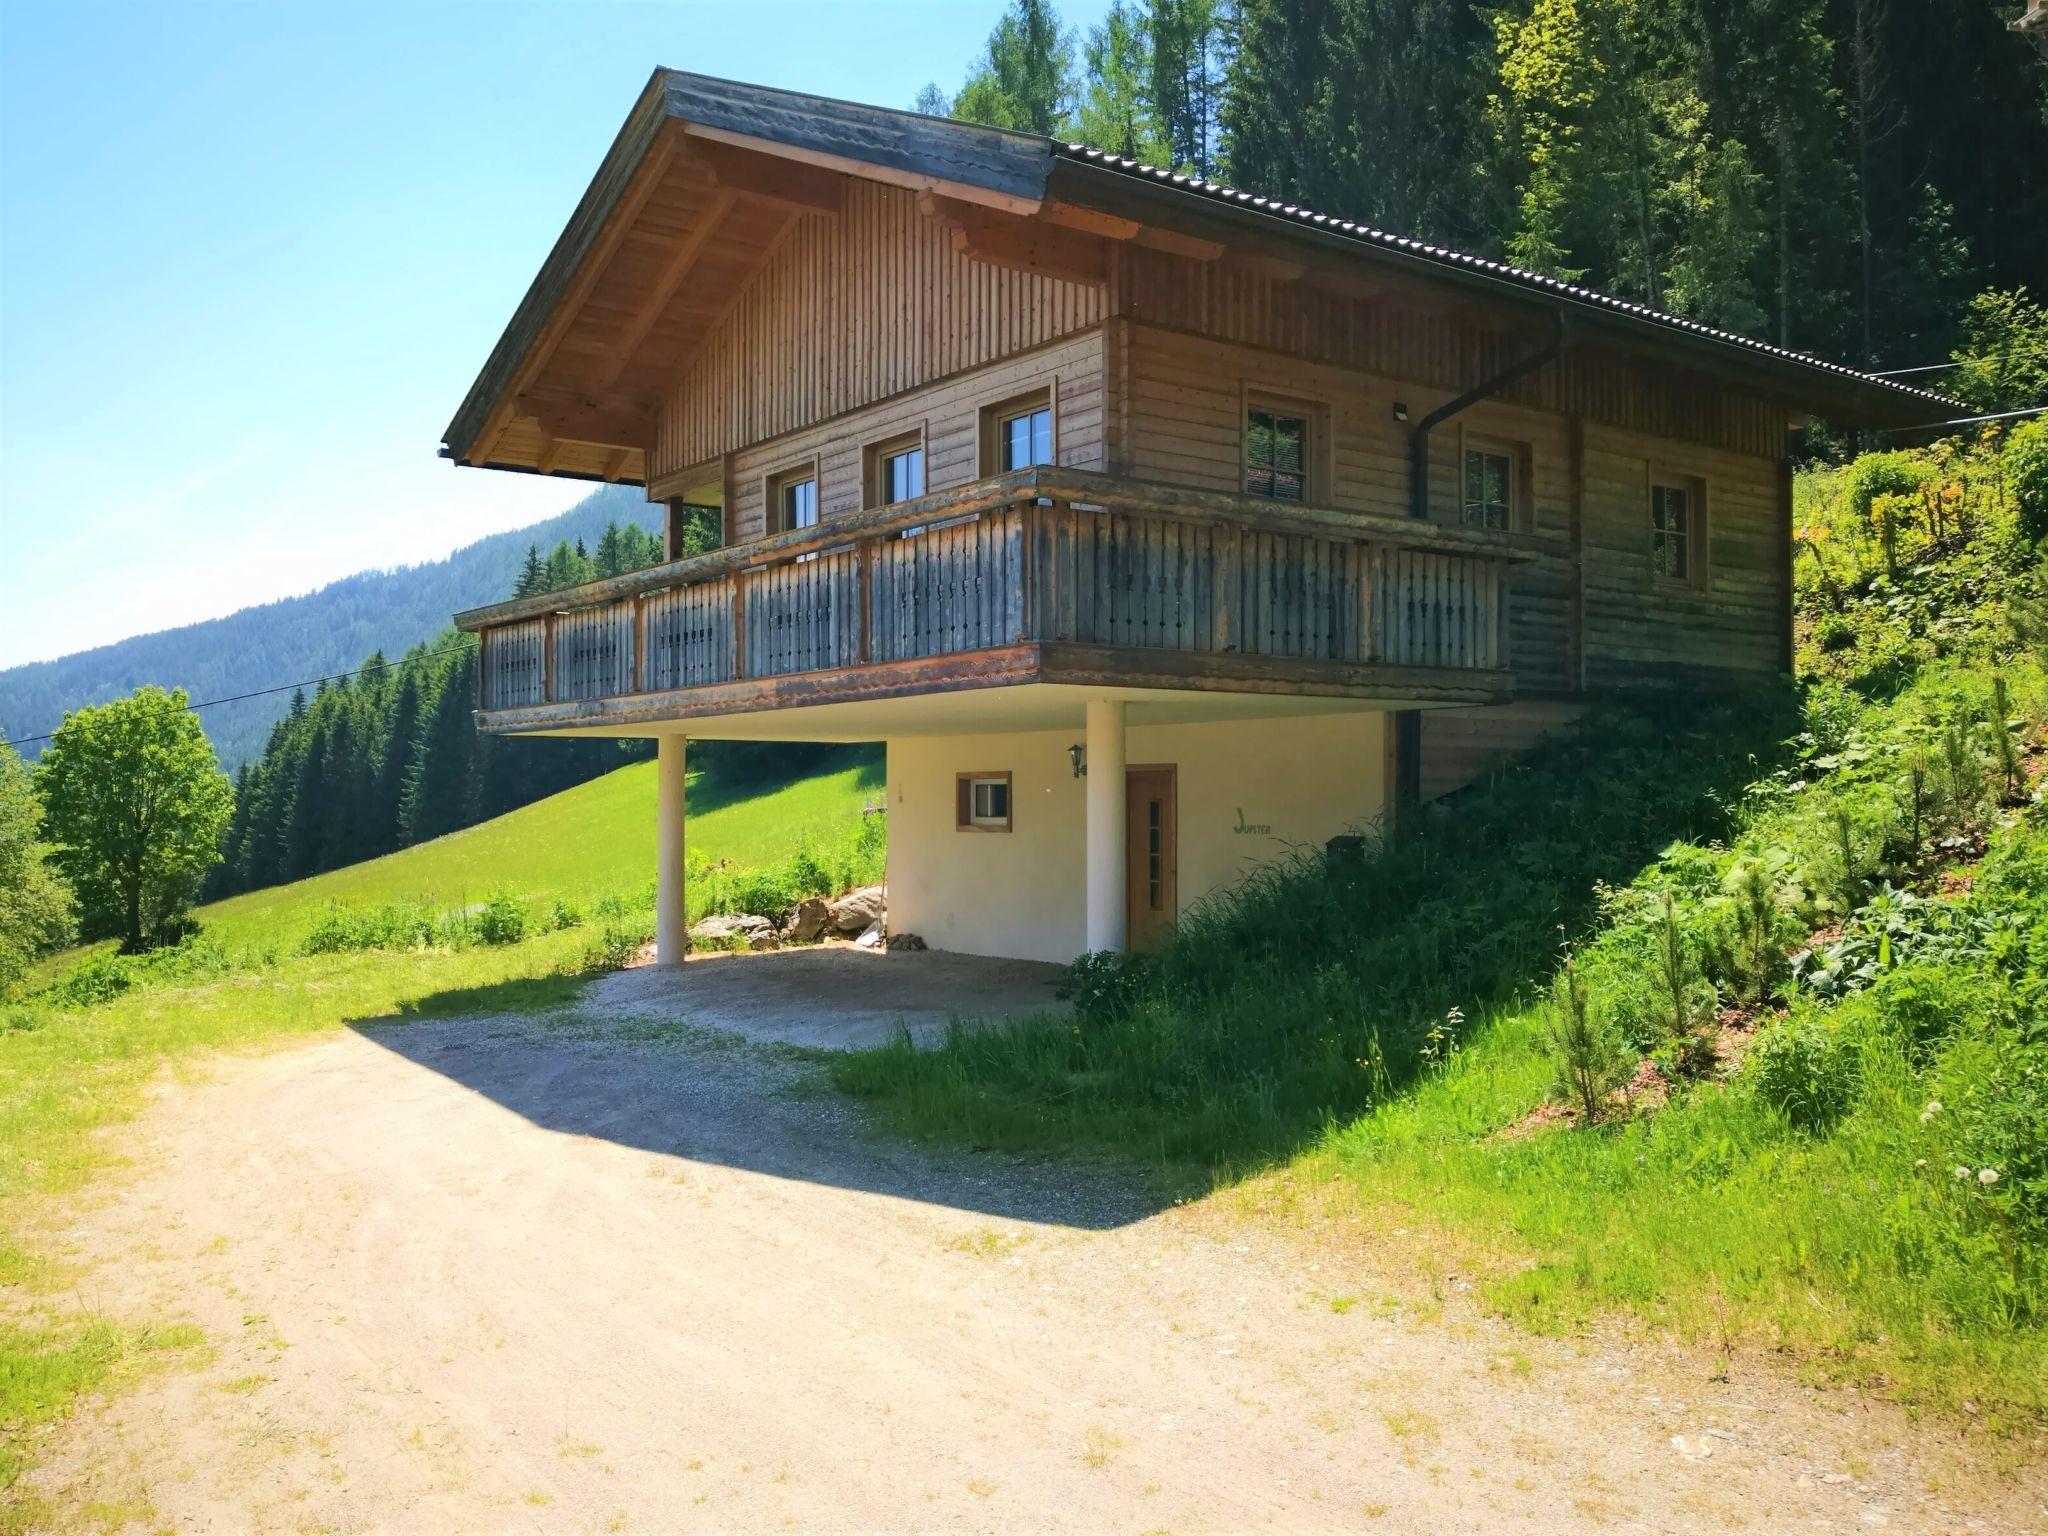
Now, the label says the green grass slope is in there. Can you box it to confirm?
[193,746,883,949]
[836,423,2048,1425]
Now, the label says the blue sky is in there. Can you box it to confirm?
[0,0,1114,669]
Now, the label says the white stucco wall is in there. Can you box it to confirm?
[887,710,1389,963]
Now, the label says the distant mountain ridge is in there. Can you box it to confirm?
[0,485,653,768]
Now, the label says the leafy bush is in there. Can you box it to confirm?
[1938,1013,2048,1242]
[1749,1008,1861,1132]
[1056,949,1155,1025]
[2012,418,2048,544]
[302,900,440,955]
[1793,885,2010,998]
[474,892,527,948]
[51,950,132,1007]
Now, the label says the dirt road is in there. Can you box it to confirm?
[22,1008,2043,1533]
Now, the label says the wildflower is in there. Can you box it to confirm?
[1914,1159,1927,1169]
[1920,1100,1942,1124]
[1954,1166,1973,1181]
[1978,1168,2001,1186]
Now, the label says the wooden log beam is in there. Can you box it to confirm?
[917,192,1107,287]
[517,392,649,450]
[689,139,844,214]
[590,188,738,391]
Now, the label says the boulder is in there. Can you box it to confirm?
[829,885,887,935]
[784,896,831,943]
[885,932,927,952]
[691,913,777,949]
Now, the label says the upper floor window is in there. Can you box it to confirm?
[1245,407,1308,501]
[767,466,818,536]
[980,387,1056,479]
[1650,480,1694,581]
[1000,405,1053,471]
[1461,447,1514,531]
[871,435,926,506]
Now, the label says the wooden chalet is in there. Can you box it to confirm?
[444,70,1957,964]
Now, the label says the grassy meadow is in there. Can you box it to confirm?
[192,745,883,949]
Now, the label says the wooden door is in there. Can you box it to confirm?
[1125,766,1178,952]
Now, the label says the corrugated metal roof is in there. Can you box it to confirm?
[1058,143,1965,415]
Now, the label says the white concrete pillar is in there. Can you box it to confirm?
[656,735,688,967]
[1084,699,1127,954]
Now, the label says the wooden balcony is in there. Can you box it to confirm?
[453,467,1522,734]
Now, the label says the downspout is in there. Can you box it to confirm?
[1409,308,1570,521]
[1393,309,1569,826]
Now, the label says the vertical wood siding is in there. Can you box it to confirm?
[654,182,1108,478]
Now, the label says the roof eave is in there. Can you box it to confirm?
[1048,154,1965,430]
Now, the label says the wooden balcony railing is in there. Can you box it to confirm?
[455,466,1521,724]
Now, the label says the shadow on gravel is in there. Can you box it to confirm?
[347,976,1160,1232]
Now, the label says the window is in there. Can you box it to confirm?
[1461,447,1514,531]
[871,437,925,505]
[766,466,819,536]
[1245,407,1308,501]
[1650,480,1693,581]
[955,772,1013,832]
[883,445,925,502]
[979,387,1057,479]
[999,405,1053,471]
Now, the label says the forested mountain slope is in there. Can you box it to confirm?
[0,485,652,768]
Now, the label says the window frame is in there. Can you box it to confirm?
[1455,427,1532,534]
[1240,388,1328,505]
[1648,470,1708,588]
[864,427,929,510]
[763,460,822,538]
[979,385,1058,477]
[955,771,1014,833]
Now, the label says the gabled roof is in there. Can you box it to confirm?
[442,69,1962,477]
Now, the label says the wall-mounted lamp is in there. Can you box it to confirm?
[1067,744,1087,778]
[1392,401,1410,422]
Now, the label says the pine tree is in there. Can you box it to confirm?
[514,543,546,598]
[953,0,1077,135]
[1075,2,1167,160]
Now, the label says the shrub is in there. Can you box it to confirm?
[2012,417,2048,544]
[1057,949,1156,1026]
[474,892,527,948]
[301,900,438,955]
[1938,1015,2048,1242]
[53,950,133,1007]
[1749,1009,1861,1132]
[581,913,653,973]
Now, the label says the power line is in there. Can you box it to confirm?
[1891,403,2048,432]
[1870,361,1963,377]
[4,641,476,752]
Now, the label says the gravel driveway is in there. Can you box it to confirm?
[22,1003,2043,1533]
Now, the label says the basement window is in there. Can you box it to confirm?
[956,772,1013,832]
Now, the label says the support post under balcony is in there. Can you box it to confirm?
[1084,698,1127,954]
[656,735,688,966]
